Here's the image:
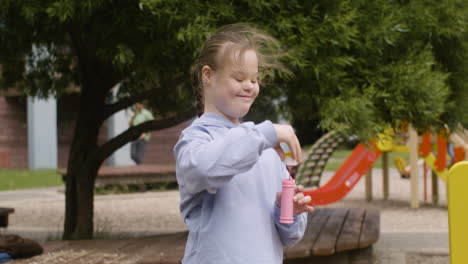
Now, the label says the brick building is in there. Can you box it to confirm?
[0,94,190,169]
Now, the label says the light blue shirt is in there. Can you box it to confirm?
[174,113,307,264]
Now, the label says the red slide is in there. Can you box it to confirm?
[303,143,382,206]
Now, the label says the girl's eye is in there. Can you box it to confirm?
[251,80,258,84]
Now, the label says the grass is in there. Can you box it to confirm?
[322,147,410,171]
[0,169,63,191]
[0,168,178,194]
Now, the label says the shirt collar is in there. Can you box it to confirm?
[196,112,238,128]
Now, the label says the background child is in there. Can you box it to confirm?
[128,102,154,164]
[174,24,314,264]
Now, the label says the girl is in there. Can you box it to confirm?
[174,24,314,264]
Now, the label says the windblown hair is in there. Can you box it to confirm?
[190,23,288,117]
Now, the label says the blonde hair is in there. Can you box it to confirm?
[190,23,288,116]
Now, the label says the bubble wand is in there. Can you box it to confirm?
[279,144,298,224]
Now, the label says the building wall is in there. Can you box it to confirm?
[0,96,28,168]
[0,95,190,169]
[145,121,191,164]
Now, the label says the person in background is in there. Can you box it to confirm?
[129,103,154,164]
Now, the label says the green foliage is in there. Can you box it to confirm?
[266,0,467,141]
[0,0,466,140]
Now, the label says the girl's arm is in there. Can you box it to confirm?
[174,120,277,194]
[274,207,308,247]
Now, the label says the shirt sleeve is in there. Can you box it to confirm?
[273,206,308,248]
[174,120,278,194]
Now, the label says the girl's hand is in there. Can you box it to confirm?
[276,185,315,215]
[273,124,302,164]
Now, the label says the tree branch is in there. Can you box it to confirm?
[102,87,160,120]
[91,106,196,165]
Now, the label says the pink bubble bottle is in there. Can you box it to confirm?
[279,142,298,224]
[280,178,296,224]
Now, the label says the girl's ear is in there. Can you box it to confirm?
[201,65,213,84]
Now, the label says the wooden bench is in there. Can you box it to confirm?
[285,207,379,259]
[40,208,379,263]
[58,164,177,186]
[0,208,15,228]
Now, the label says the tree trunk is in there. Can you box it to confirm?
[75,163,98,239]
[62,76,107,239]
[63,165,77,239]
[62,114,102,240]
[63,28,124,239]
[63,152,99,240]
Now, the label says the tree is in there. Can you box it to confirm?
[0,0,199,239]
[1,0,466,239]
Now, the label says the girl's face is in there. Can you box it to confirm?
[202,49,260,123]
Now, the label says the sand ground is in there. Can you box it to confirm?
[0,167,451,263]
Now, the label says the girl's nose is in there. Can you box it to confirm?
[243,81,255,91]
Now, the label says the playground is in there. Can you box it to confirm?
[1,126,467,263]
[0,1,467,263]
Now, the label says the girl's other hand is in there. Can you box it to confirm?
[273,124,302,164]
[291,185,314,214]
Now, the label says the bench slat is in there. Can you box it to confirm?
[306,209,335,252]
[284,208,331,259]
[336,208,366,252]
[358,209,380,248]
[312,208,349,256]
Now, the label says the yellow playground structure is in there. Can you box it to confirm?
[448,161,468,264]
[375,126,467,260]
[377,128,467,182]
[373,126,468,208]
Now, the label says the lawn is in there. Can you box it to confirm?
[0,168,175,194]
[0,169,63,191]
